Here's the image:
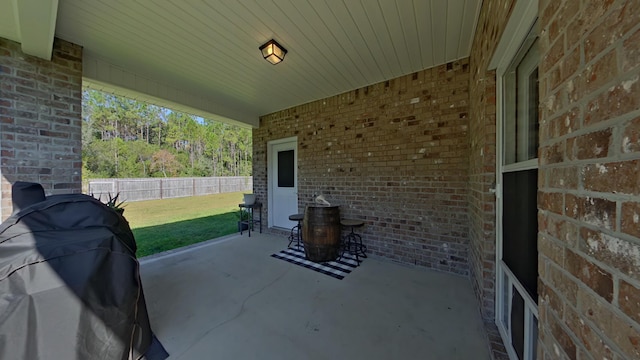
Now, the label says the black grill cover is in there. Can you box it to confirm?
[0,193,168,360]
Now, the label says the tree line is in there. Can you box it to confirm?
[82,89,252,179]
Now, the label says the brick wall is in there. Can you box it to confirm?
[255,60,471,275]
[468,0,516,326]
[0,38,83,220]
[538,0,640,358]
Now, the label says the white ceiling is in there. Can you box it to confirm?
[0,0,482,127]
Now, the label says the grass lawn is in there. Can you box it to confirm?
[122,191,247,257]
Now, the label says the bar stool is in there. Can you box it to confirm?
[288,213,304,249]
[340,219,367,264]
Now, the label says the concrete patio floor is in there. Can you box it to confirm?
[139,233,491,360]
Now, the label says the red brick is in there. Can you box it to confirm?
[564,195,616,229]
[582,0,618,32]
[0,90,36,104]
[566,250,614,302]
[583,160,640,195]
[548,263,580,306]
[547,310,577,359]
[564,306,616,359]
[580,288,640,359]
[617,0,640,38]
[0,149,14,157]
[541,0,562,42]
[547,166,579,189]
[559,71,587,106]
[16,70,50,84]
[579,227,640,282]
[621,201,640,238]
[566,9,588,49]
[566,128,612,160]
[585,75,640,126]
[564,193,579,219]
[542,108,580,142]
[1,75,36,89]
[540,141,565,165]
[622,116,640,154]
[542,36,565,73]
[584,2,624,63]
[539,280,564,315]
[616,335,640,360]
[553,1,581,43]
[541,90,567,123]
[540,213,579,247]
[620,280,640,324]
[540,233,565,266]
[583,50,619,95]
[539,191,564,215]
[622,27,640,72]
[563,46,581,82]
[15,85,50,99]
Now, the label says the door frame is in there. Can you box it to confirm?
[267,136,298,229]
[490,1,539,359]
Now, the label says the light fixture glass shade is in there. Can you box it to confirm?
[259,39,287,65]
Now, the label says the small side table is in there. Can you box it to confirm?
[239,202,262,237]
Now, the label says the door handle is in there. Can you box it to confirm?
[489,182,500,198]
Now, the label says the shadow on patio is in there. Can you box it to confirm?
[139,233,491,359]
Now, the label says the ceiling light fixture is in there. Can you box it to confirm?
[259,39,287,65]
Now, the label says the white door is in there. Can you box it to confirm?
[268,137,298,229]
[496,23,539,360]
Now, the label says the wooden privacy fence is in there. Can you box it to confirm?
[87,176,253,202]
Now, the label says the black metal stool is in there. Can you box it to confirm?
[340,219,367,264]
[288,213,304,249]
[238,202,262,237]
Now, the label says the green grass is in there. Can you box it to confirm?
[123,191,247,257]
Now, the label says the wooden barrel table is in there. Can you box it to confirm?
[302,205,341,262]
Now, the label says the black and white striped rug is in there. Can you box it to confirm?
[271,248,361,280]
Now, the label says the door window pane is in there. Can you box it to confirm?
[502,270,510,330]
[277,150,294,187]
[504,40,539,165]
[503,169,539,301]
[511,288,525,360]
[529,314,538,360]
[526,68,539,160]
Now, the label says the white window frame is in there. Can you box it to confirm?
[489,0,539,359]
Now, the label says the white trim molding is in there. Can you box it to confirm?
[488,0,539,72]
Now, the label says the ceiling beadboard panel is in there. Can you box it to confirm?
[1,0,482,126]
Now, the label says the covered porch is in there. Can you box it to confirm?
[1,0,640,359]
[140,233,490,359]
